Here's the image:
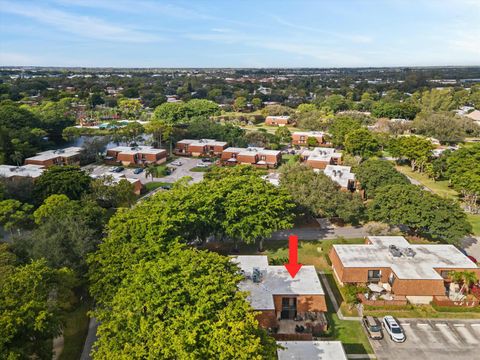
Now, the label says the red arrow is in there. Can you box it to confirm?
[284,235,302,278]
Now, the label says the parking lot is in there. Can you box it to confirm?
[370,318,480,360]
[83,157,206,185]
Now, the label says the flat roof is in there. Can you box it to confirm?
[232,256,324,310]
[0,164,45,178]
[293,131,326,137]
[108,145,166,155]
[177,138,228,146]
[25,147,83,161]
[323,165,355,188]
[333,236,478,280]
[303,147,342,162]
[223,147,281,156]
[266,115,290,119]
[277,341,347,360]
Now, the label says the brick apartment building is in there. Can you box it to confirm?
[25,147,83,168]
[265,115,291,127]
[233,256,327,336]
[106,146,167,166]
[292,131,328,147]
[175,139,228,157]
[329,236,480,304]
[221,147,282,168]
[300,147,342,170]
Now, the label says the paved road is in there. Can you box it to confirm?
[370,318,480,360]
[161,157,205,184]
[269,222,368,241]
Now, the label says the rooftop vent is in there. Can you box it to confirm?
[403,247,416,257]
[389,244,402,257]
[252,267,262,283]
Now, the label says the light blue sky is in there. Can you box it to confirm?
[0,0,479,67]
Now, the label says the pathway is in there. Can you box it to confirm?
[80,318,98,360]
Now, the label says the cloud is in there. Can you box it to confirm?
[0,1,162,43]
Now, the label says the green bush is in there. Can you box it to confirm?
[432,304,480,313]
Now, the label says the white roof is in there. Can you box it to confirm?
[465,109,480,121]
[333,236,478,280]
[177,139,227,147]
[25,147,83,161]
[232,256,324,310]
[303,147,342,162]
[90,173,140,185]
[293,131,326,137]
[0,164,45,178]
[277,341,347,360]
[266,115,290,120]
[108,145,166,155]
[323,165,355,188]
[223,147,281,157]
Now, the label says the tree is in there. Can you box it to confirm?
[261,105,293,116]
[118,99,142,119]
[80,136,110,164]
[88,176,136,208]
[275,127,292,143]
[321,94,350,113]
[355,159,409,198]
[119,121,144,145]
[9,151,23,167]
[89,93,104,108]
[388,136,434,172]
[90,247,277,359]
[0,199,33,232]
[371,101,420,120]
[145,119,173,147]
[297,103,317,113]
[344,128,380,158]
[30,99,76,140]
[368,184,471,245]
[328,116,362,147]
[306,136,319,147]
[0,256,75,359]
[294,109,332,131]
[234,96,247,112]
[413,111,478,144]
[184,117,247,147]
[153,102,187,123]
[33,166,92,203]
[185,99,220,118]
[251,97,262,110]
[450,271,478,297]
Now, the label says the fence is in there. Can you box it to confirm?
[433,296,479,307]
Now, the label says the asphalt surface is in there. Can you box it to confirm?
[369,318,480,360]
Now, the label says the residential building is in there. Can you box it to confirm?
[300,147,342,170]
[265,115,291,127]
[277,341,348,360]
[323,165,355,191]
[25,147,83,168]
[329,236,480,304]
[292,131,328,147]
[221,147,282,168]
[0,164,45,180]
[465,109,480,125]
[232,256,327,336]
[175,139,228,157]
[90,173,143,195]
[106,146,167,166]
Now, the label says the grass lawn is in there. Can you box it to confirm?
[363,304,480,319]
[144,181,171,192]
[396,165,458,199]
[467,214,480,236]
[190,166,212,172]
[59,302,90,360]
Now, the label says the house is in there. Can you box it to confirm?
[255,86,272,95]
[300,148,342,170]
[265,115,291,127]
[0,164,45,180]
[277,341,348,360]
[24,147,83,168]
[329,236,480,304]
[292,131,328,147]
[232,256,327,336]
[465,109,480,125]
[106,146,167,166]
[175,139,228,157]
[323,165,355,191]
[221,147,282,168]
[90,173,143,195]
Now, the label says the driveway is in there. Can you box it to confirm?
[370,318,480,360]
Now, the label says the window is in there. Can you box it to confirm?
[368,269,381,281]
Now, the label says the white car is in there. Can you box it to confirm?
[196,162,209,168]
[382,316,405,342]
[170,160,182,166]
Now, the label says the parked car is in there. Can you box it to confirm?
[110,166,124,173]
[362,316,383,340]
[382,316,405,342]
[133,168,144,174]
[196,162,209,168]
[170,160,182,166]
[201,158,213,163]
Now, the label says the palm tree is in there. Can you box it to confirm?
[10,151,23,167]
[145,164,157,180]
[450,271,479,298]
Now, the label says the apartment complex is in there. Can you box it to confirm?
[292,131,328,147]
[221,147,282,168]
[106,146,167,166]
[232,256,327,334]
[329,236,480,304]
[323,165,355,191]
[300,147,342,170]
[265,115,291,126]
[24,147,83,168]
[0,164,45,180]
[175,139,228,157]
[90,173,143,195]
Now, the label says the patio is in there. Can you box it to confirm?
[276,312,328,336]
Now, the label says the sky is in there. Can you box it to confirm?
[0,0,479,68]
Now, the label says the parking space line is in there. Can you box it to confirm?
[455,325,478,345]
[402,324,419,344]
[435,323,460,346]
[414,323,441,344]
[470,324,480,337]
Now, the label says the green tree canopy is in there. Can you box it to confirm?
[344,128,380,158]
[0,199,34,232]
[388,136,435,172]
[355,159,409,198]
[327,116,362,147]
[368,184,471,245]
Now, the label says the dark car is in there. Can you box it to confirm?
[201,158,213,163]
[362,316,383,340]
[110,166,124,173]
[133,168,144,174]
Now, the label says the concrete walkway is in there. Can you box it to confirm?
[80,317,98,360]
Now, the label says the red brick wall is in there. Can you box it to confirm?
[273,295,327,313]
[256,310,277,329]
[306,159,329,169]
